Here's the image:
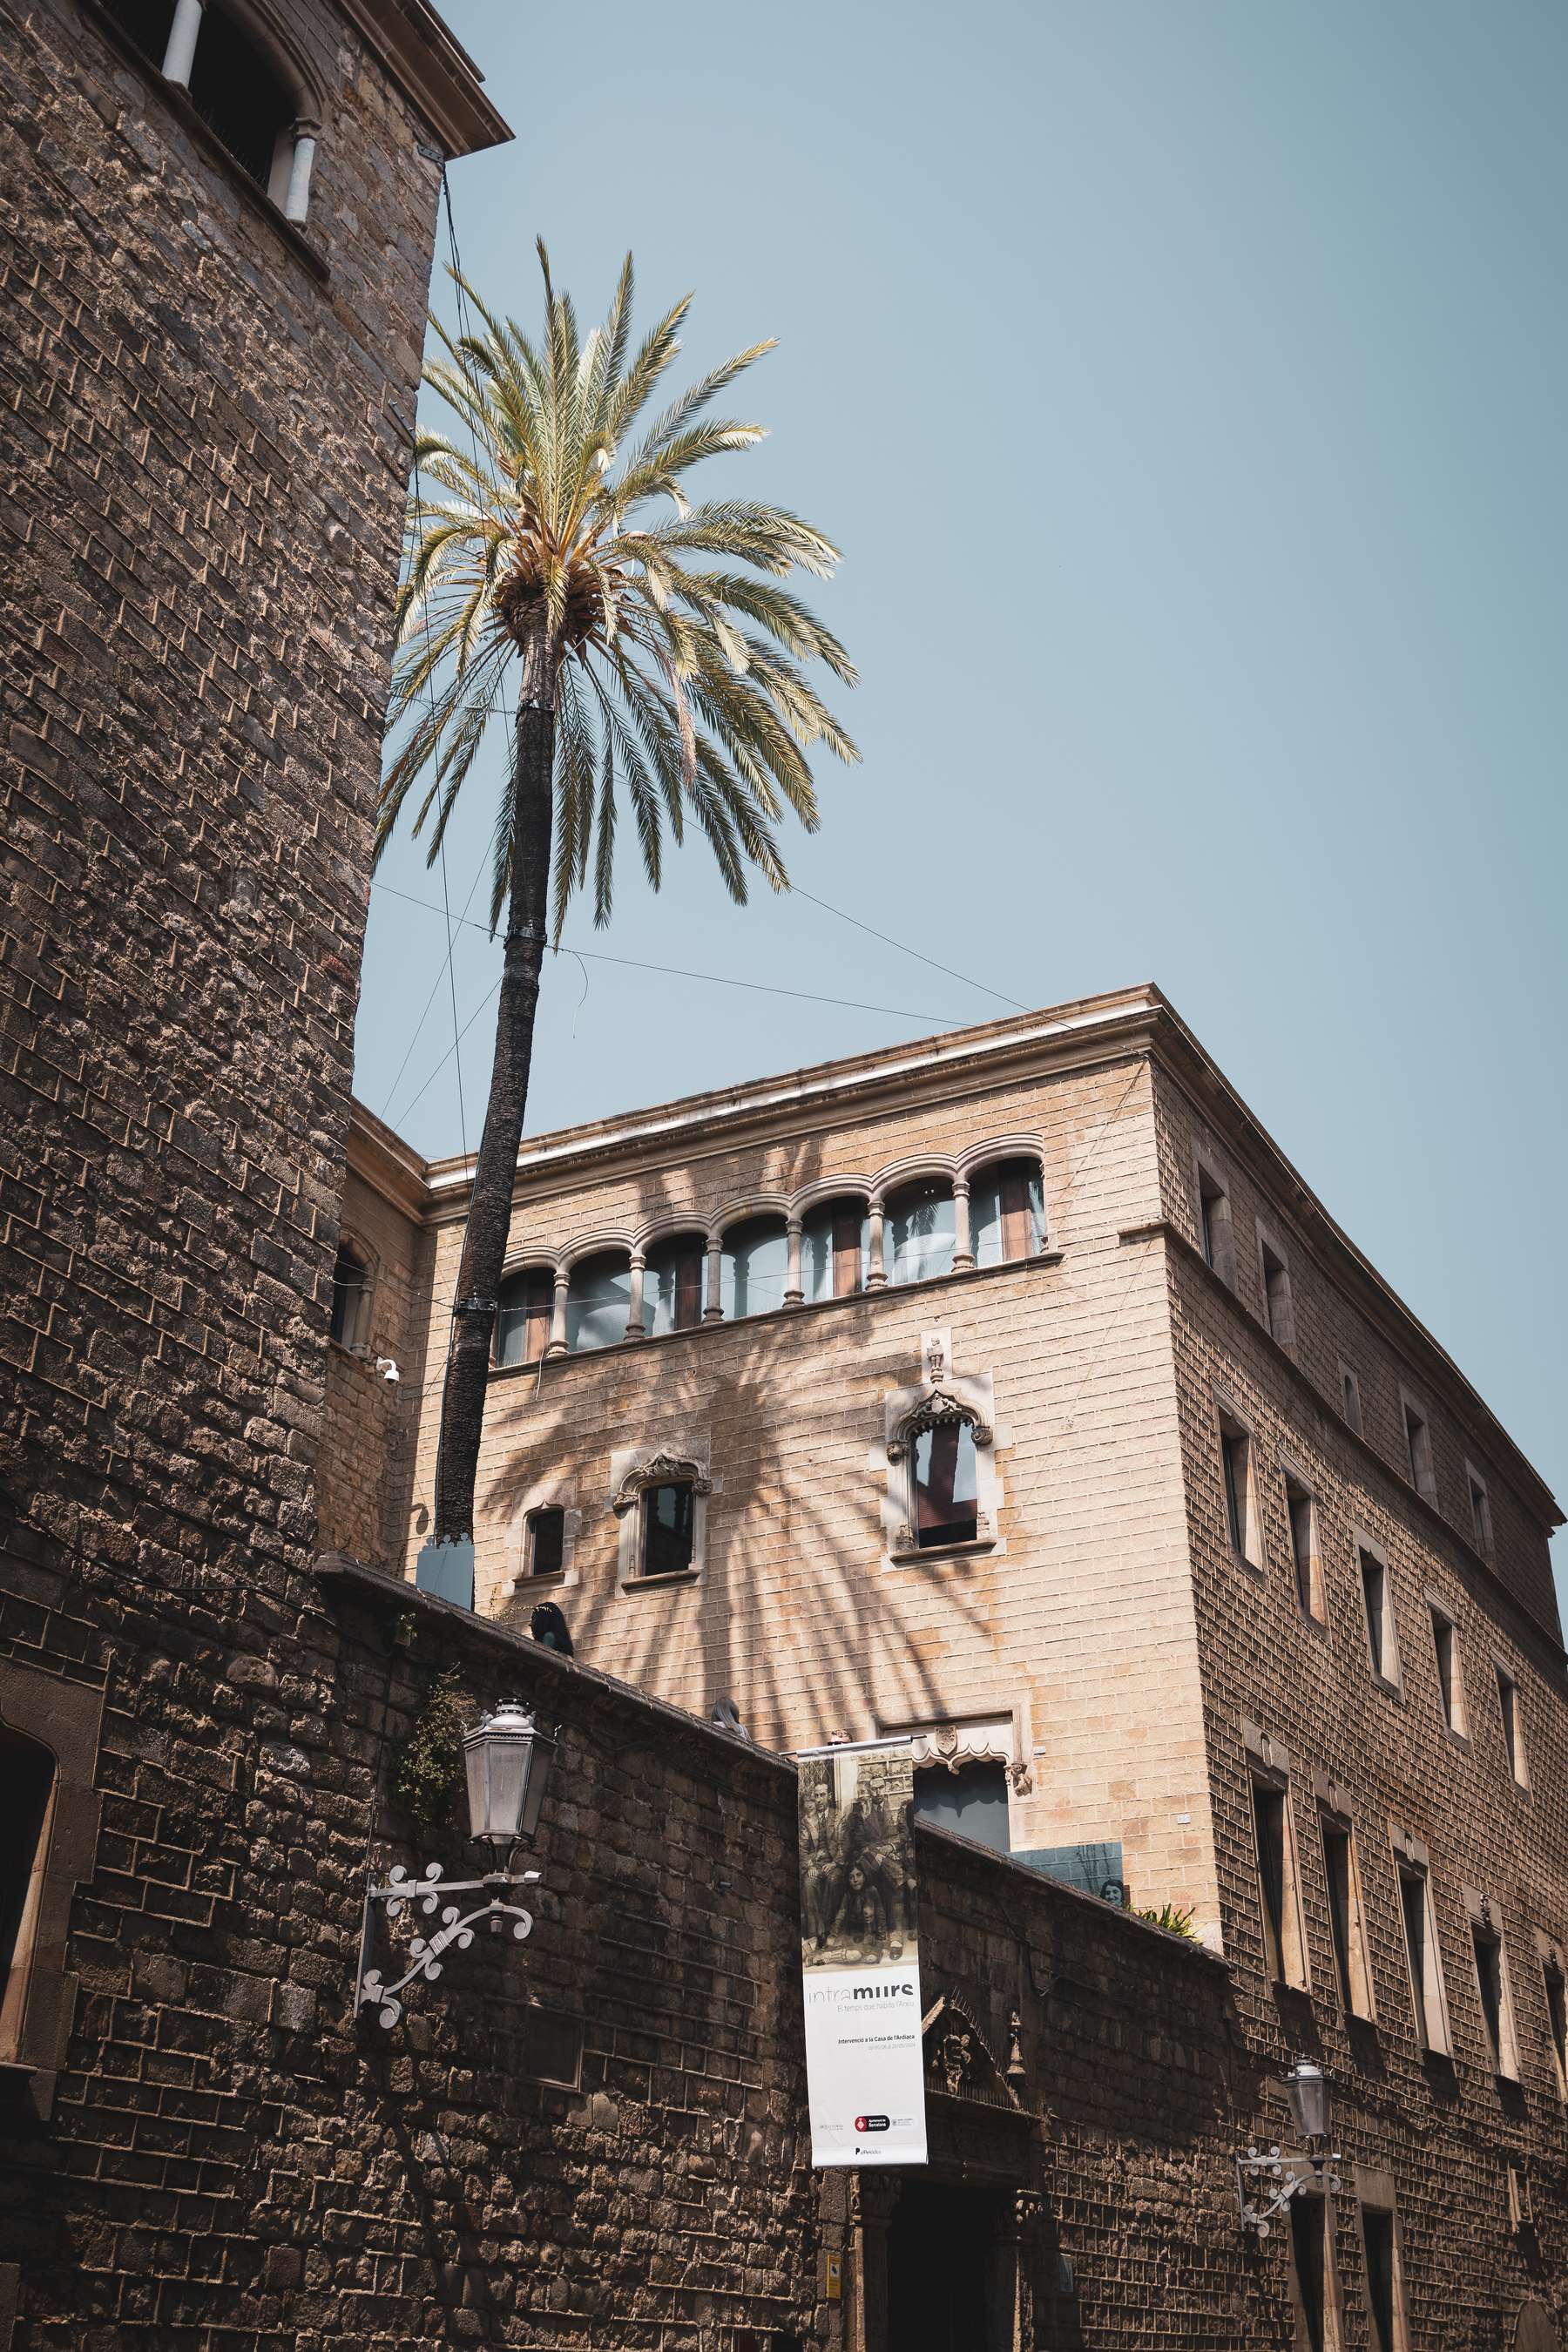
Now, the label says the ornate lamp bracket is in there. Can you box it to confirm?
[1236,2145,1343,2235]
[355,1861,541,2029]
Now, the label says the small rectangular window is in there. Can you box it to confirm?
[1321,1817,1375,2021]
[1470,1921,1520,2080]
[1260,1235,1297,1351]
[1251,1776,1308,1988]
[1428,1605,1466,1737]
[1287,1479,1322,1619]
[1402,1402,1437,1505]
[1495,1668,1529,1788]
[1220,1412,1259,1566]
[1359,1550,1399,1686]
[640,1481,696,1577]
[526,1507,565,1578]
[1361,2207,1402,2352]
[1397,1862,1450,2054]
[1542,1960,1567,2101]
[1341,1365,1363,1436]
[523,2005,584,2090]
[1467,1468,1494,1557]
[1198,1166,1236,1288]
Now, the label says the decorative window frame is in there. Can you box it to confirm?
[608,1441,713,1588]
[1355,1529,1402,1693]
[1398,1386,1438,1508]
[1191,1146,1237,1290]
[1353,2173,1411,2352]
[329,1231,376,1355]
[896,1713,1032,1796]
[1279,1454,1324,1624]
[1312,1774,1376,2024]
[1463,1459,1495,1558]
[1213,1389,1261,1571]
[1532,1930,1568,2103]
[1242,1722,1311,1991]
[1389,1823,1452,2058]
[0,1659,104,2126]
[1492,1659,1531,1791]
[881,1331,1001,1565]
[1423,1587,1469,1742]
[499,1475,582,1602]
[1338,1359,1364,1436]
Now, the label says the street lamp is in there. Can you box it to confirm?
[1237,2061,1342,2234]
[355,1701,557,2029]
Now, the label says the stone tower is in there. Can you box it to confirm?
[0,0,506,2336]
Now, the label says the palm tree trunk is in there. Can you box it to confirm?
[433,625,558,1544]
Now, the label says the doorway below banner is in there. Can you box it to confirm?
[885,2179,1004,2351]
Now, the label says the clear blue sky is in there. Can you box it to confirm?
[355,0,1568,1595]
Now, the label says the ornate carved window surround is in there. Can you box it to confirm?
[881,1342,1003,1565]
[608,1443,713,1590]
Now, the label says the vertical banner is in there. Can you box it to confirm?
[797,1739,927,2167]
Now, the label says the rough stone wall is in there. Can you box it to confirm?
[0,0,477,2335]
[396,1051,1220,1925]
[1153,1059,1568,2338]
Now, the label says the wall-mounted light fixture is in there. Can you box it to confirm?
[355,1701,557,2028]
[1236,2061,1342,2234]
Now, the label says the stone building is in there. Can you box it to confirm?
[324,983,1568,2342]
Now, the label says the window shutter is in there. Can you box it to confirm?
[1001,1173,1032,1263]
[832,1210,862,1297]
[675,1248,703,1329]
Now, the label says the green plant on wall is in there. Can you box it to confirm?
[391,1667,468,1828]
[1135,1902,1198,1940]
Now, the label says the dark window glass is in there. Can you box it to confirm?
[497,1270,552,1366]
[1469,1476,1493,1553]
[1251,1781,1287,1981]
[913,1761,1009,1854]
[913,1420,977,1548]
[330,1247,367,1347]
[0,1729,56,2060]
[1362,2210,1396,2352]
[1288,1484,1317,1615]
[1342,1369,1362,1434]
[186,5,294,190]
[646,1236,706,1334]
[1289,2193,1327,2352]
[1472,1929,1504,2072]
[1544,1964,1567,2097]
[1399,1871,1432,2045]
[640,1482,695,1577]
[527,1508,564,1578]
[105,0,177,64]
[1361,1554,1389,1679]
[1221,1429,1247,1555]
[1322,1823,1356,2013]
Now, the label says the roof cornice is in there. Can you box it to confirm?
[346,1098,431,1220]
[337,0,511,156]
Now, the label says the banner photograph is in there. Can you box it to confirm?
[797,1740,928,2168]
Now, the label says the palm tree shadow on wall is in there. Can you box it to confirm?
[476,1283,1003,1750]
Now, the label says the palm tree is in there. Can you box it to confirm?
[376,246,859,1547]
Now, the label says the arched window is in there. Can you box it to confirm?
[496,1269,552,1367]
[720,1217,788,1321]
[884,1179,955,1288]
[565,1252,631,1354]
[970,1159,1045,1267]
[645,1233,706,1335]
[801,1198,868,1303]
[329,1243,369,1348]
[913,1421,979,1547]
[0,1727,57,2063]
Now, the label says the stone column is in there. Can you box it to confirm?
[703,1233,724,1321]
[952,1176,974,1272]
[281,119,320,224]
[625,1252,646,1340]
[784,1217,803,1306]
[545,1267,569,1356]
[865,1199,887,1291]
[161,0,206,86]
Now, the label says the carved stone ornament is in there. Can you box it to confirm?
[886,1384,994,1464]
[612,1453,713,1516]
[907,1719,1031,1793]
[921,1990,1026,2112]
